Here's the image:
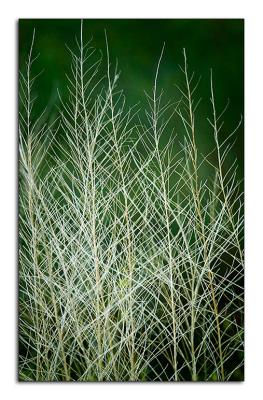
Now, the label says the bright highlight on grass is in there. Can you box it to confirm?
[19,22,244,381]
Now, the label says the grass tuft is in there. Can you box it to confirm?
[19,23,244,381]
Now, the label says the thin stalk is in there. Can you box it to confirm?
[210,70,243,265]
[208,270,224,381]
[105,31,136,381]
[153,44,178,381]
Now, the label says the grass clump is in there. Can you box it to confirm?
[19,22,244,381]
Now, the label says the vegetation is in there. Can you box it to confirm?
[19,22,244,381]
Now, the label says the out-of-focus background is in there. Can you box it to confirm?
[19,19,244,178]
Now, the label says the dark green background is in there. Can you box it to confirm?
[19,19,244,178]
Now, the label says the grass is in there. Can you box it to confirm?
[19,22,244,381]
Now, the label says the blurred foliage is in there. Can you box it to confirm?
[19,19,244,178]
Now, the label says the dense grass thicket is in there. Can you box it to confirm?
[19,23,244,381]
